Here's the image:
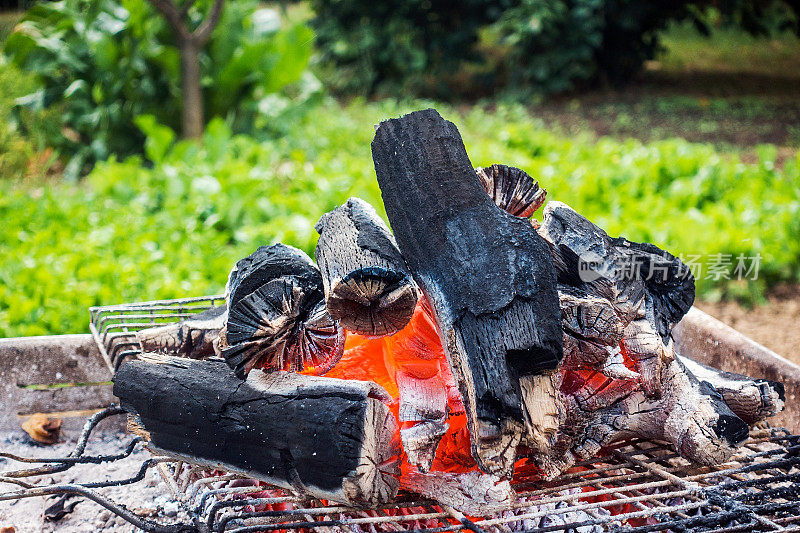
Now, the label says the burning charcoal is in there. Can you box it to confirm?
[395,370,449,473]
[401,470,515,516]
[538,201,694,396]
[114,356,402,505]
[219,244,345,378]
[559,287,624,349]
[598,346,640,380]
[538,201,694,340]
[378,299,466,473]
[315,197,418,337]
[372,109,563,477]
[677,354,785,424]
[622,317,674,398]
[559,286,625,368]
[587,358,749,466]
[135,305,226,359]
[475,164,547,218]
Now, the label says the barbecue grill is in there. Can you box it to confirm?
[2,296,799,532]
[2,407,800,532]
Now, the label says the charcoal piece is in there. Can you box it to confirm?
[475,164,546,218]
[135,305,226,359]
[678,354,785,424]
[114,357,401,505]
[315,197,418,337]
[371,108,563,477]
[538,201,695,340]
[220,244,344,378]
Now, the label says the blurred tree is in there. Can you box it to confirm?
[310,0,514,95]
[147,0,225,138]
[4,0,314,176]
[311,0,799,96]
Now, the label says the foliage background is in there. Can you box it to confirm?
[0,1,798,338]
[3,0,315,177]
[1,100,798,337]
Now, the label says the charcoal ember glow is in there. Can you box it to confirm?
[372,108,563,478]
[527,201,767,476]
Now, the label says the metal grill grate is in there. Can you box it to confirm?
[89,295,225,372]
[2,296,799,532]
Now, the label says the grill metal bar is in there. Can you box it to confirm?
[89,295,225,371]
[3,425,799,533]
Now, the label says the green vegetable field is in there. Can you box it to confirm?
[2,99,798,337]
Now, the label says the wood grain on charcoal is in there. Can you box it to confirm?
[475,164,547,219]
[371,108,563,477]
[401,470,515,516]
[516,201,761,478]
[678,352,785,424]
[220,244,344,378]
[315,197,418,337]
[114,357,401,505]
[538,201,694,341]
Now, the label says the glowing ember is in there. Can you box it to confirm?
[300,295,643,482]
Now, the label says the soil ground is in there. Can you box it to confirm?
[697,284,800,365]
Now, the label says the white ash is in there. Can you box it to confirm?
[0,430,189,532]
[486,489,610,532]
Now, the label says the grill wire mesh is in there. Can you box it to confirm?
[1,296,798,533]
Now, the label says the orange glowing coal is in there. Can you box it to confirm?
[297,295,639,479]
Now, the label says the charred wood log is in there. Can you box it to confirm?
[315,197,418,337]
[395,370,449,473]
[114,356,401,505]
[538,201,695,339]
[558,286,625,369]
[475,164,546,218]
[529,356,752,478]
[372,109,563,477]
[219,244,345,378]
[678,354,785,424]
[135,305,226,359]
[538,201,694,397]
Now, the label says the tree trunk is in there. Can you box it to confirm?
[180,41,204,139]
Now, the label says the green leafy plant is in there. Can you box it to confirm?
[1,100,798,337]
[3,0,314,177]
[494,0,604,93]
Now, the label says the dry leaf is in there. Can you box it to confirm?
[21,413,62,445]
